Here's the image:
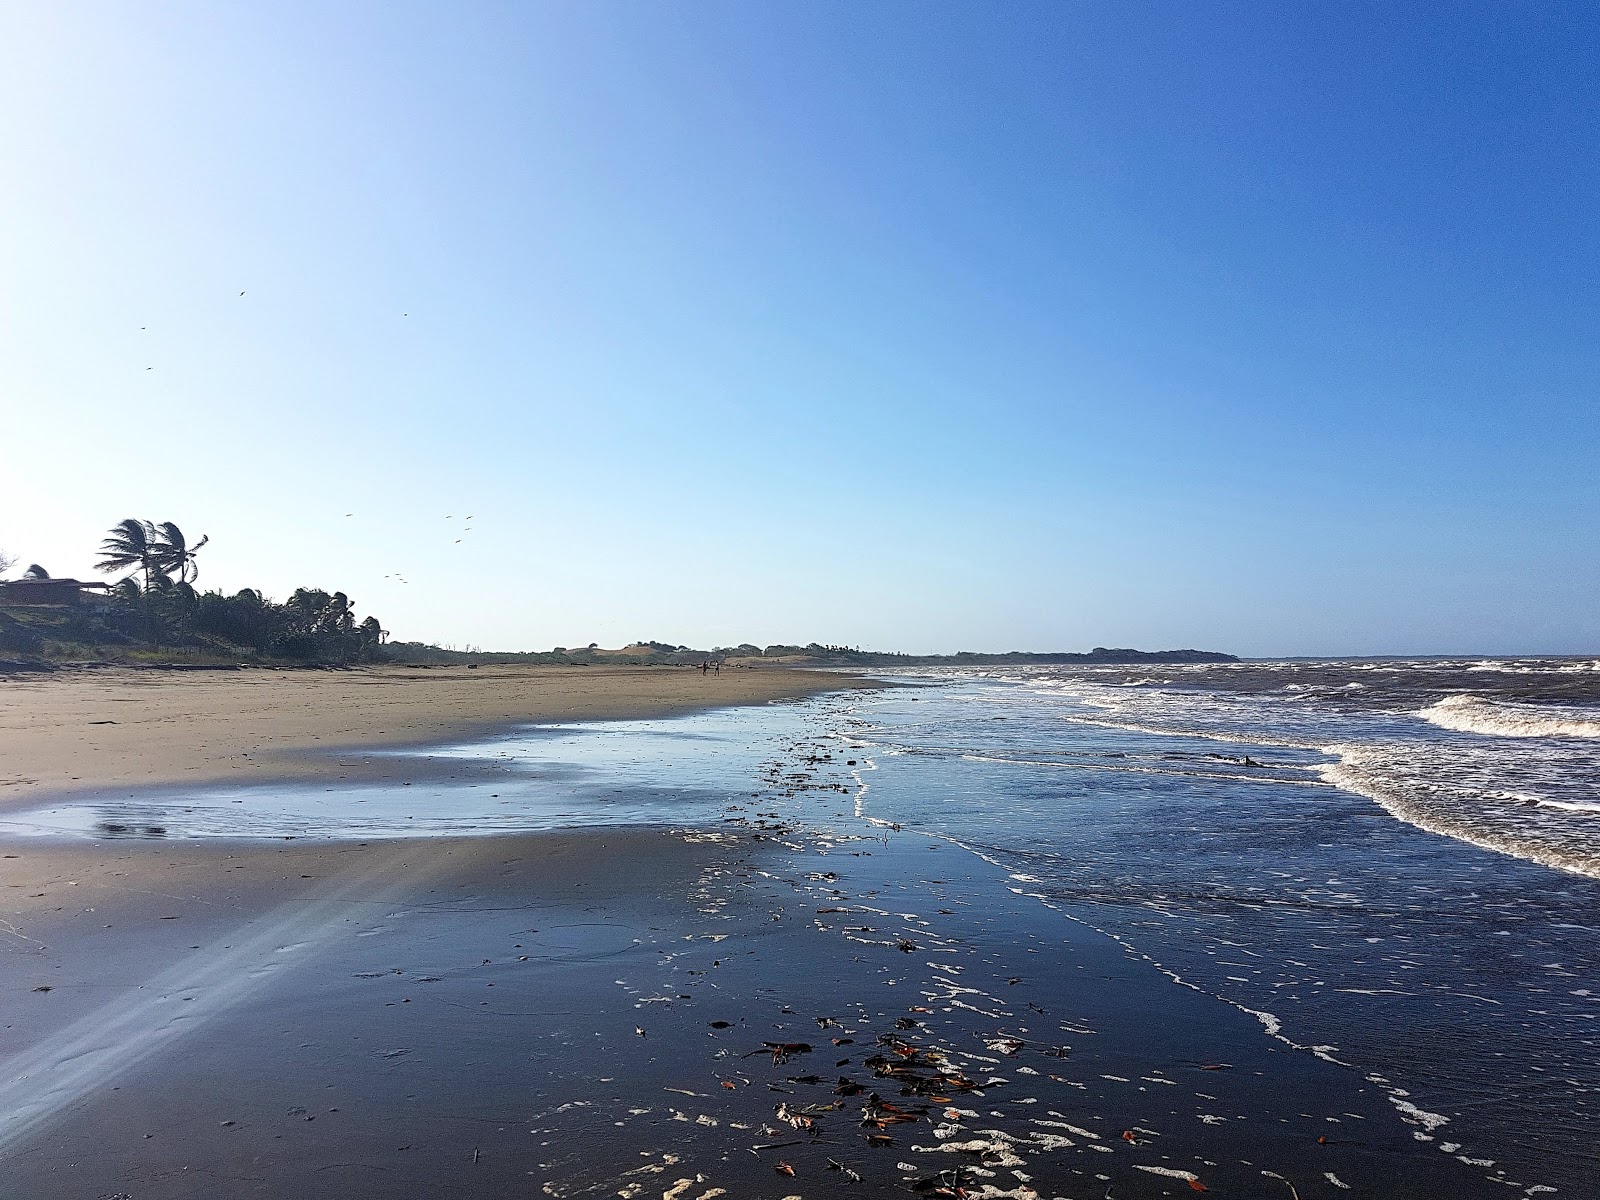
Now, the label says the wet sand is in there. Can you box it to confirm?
[0,682,1522,1198]
[0,663,859,806]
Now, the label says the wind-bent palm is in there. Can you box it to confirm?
[96,519,158,588]
[152,522,208,584]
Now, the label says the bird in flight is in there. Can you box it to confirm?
[239,290,246,296]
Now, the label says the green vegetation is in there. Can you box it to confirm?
[95,518,210,589]
[1,524,1235,669]
[0,520,386,665]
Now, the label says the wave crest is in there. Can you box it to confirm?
[1418,695,1600,740]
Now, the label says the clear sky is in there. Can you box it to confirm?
[2,2,1595,657]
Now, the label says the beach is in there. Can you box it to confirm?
[0,665,882,1197]
[1,665,1589,1197]
[0,819,1469,1200]
[0,663,859,805]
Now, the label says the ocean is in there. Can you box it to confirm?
[840,660,1600,1193]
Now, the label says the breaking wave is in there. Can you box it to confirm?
[1420,695,1600,740]
[1320,749,1600,879]
[929,662,1600,882]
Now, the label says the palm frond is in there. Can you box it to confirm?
[154,522,187,555]
[150,522,209,582]
[95,518,152,572]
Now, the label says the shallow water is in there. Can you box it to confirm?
[0,708,808,841]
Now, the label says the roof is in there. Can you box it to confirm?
[0,578,112,589]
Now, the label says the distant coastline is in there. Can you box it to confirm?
[384,641,1239,668]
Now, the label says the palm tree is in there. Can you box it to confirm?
[151,522,208,584]
[287,588,331,629]
[317,591,354,634]
[96,519,159,589]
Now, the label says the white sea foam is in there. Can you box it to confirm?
[977,666,1600,880]
[1320,749,1600,880]
[1529,796,1600,814]
[1132,1165,1202,1182]
[1420,695,1600,740]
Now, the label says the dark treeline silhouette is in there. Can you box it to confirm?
[382,640,1237,668]
[2,523,1234,668]
[746,644,1238,666]
[0,520,386,665]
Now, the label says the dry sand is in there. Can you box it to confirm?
[0,663,860,807]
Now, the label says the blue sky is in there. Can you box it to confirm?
[2,2,1595,656]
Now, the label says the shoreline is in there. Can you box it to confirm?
[0,679,1537,1197]
[1,702,1512,1198]
[0,662,871,809]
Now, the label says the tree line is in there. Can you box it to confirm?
[0,519,387,664]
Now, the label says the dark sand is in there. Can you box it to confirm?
[0,695,1519,1198]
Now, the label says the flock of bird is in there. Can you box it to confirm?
[349,516,478,587]
[374,515,475,585]
[138,288,406,371]
[141,292,469,593]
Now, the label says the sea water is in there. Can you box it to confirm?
[840,661,1600,1192]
